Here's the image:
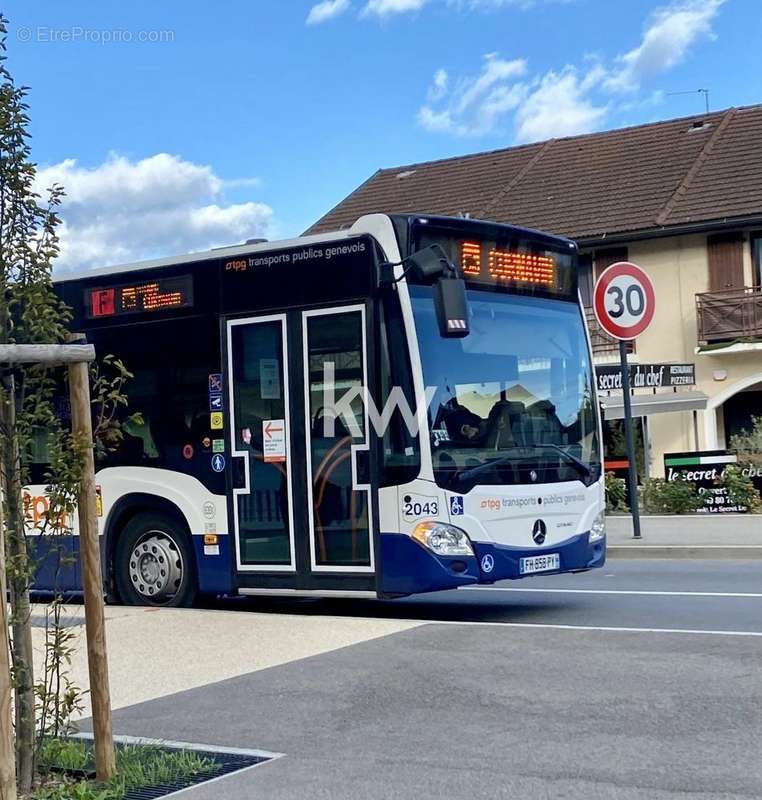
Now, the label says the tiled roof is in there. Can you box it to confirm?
[306,105,762,241]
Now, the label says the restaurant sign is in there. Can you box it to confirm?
[597,363,695,393]
[664,450,762,513]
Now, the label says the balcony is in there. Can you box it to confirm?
[584,308,634,359]
[696,286,762,346]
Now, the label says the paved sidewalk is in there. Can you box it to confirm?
[607,513,762,557]
[30,604,421,720]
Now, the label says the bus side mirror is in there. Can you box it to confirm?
[434,277,470,338]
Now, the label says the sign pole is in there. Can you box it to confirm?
[619,339,642,539]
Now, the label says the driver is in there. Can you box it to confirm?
[443,404,488,445]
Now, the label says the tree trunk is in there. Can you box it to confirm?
[0,376,35,793]
[0,489,17,800]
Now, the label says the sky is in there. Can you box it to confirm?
[3,0,760,271]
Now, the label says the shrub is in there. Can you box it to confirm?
[729,416,762,464]
[605,472,628,512]
[715,464,762,513]
[642,477,703,514]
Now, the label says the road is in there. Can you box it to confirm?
[79,558,762,800]
[213,558,762,633]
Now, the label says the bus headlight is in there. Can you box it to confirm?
[589,511,606,542]
[412,521,474,556]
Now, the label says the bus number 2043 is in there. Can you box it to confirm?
[403,499,439,518]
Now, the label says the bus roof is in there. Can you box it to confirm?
[53,212,577,285]
[53,228,358,284]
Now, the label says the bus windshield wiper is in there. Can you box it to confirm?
[451,444,590,488]
[531,444,591,479]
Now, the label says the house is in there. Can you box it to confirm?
[306,105,762,476]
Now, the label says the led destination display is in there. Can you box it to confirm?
[460,241,557,288]
[86,275,194,318]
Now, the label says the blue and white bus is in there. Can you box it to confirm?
[27,213,605,605]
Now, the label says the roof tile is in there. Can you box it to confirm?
[306,106,762,240]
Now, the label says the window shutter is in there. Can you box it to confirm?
[707,233,744,291]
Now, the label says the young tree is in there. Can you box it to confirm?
[0,15,72,792]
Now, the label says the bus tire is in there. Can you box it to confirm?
[114,512,197,607]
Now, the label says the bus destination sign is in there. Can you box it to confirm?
[85,275,194,318]
[460,241,557,289]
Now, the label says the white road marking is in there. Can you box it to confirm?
[460,586,762,599]
[420,620,762,637]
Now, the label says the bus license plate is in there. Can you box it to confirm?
[520,553,560,575]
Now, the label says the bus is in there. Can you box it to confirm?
[27,213,605,605]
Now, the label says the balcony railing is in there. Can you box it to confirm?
[584,308,634,358]
[696,286,762,345]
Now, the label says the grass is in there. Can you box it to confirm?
[32,737,219,799]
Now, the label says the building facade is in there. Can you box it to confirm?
[307,105,762,478]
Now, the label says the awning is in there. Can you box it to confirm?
[600,390,709,420]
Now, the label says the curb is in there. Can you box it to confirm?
[608,545,762,559]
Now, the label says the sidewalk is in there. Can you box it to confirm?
[606,513,762,558]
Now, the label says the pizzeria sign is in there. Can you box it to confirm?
[596,363,695,392]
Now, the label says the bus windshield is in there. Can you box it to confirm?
[409,285,601,491]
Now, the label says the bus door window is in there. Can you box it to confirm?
[229,320,292,566]
[305,309,371,569]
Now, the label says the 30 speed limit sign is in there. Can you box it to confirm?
[593,261,655,341]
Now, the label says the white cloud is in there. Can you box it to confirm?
[515,68,607,142]
[362,0,429,17]
[34,153,273,271]
[605,0,725,91]
[418,0,725,142]
[307,0,351,25]
[418,54,528,136]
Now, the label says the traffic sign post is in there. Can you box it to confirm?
[593,262,656,541]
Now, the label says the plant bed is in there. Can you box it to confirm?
[31,736,275,799]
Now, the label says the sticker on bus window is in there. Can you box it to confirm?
[259,359,281,400]
[262,419,286,463]
[210,412,224,430]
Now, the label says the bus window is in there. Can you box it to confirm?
[305,309,371,569]
[229,320,292,566]
[379,289,420,486]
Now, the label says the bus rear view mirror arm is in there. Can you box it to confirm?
[380,245,471,338]
[380,244,455,283]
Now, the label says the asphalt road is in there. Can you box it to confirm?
[88,559,762,800]
[213,558,762,634]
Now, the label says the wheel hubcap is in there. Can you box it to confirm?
[129,531,183,603]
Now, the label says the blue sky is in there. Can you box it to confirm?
[3,0,759,270]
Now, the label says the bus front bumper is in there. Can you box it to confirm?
[379,531,605,596]
[471,532,606,582]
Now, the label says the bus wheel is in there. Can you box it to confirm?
[115,513,197,607]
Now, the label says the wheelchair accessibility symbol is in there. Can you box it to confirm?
[481,554,495,573]
[449,496,464,516]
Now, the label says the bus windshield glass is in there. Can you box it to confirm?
[409,285,601,491]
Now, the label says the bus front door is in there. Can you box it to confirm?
[226,304,378,594]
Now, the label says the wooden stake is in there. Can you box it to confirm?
[67,358,116,781]
[0,492,17,800]
[0,344,95,365]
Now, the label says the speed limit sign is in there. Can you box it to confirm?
[593,262,655,341]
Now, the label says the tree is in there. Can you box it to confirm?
[0,15,73,792]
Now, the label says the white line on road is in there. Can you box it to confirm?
[460,586,762,598]
[421,620,762,637]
